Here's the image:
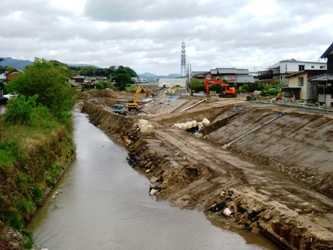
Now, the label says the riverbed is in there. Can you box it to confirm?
[27,110,278,250]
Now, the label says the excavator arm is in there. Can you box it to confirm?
[204,78,237,97]
[126,85,151,110]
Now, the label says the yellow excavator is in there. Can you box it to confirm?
[125,85,151,110]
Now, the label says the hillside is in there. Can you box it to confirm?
[0,57,33,70]
[0,58,179,78]
[138,72,181,79]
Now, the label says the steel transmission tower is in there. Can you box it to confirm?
[180,41,186,77]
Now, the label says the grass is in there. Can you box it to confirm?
[0,109,75,244]
[0,113,61,167]
[125,85,137,91]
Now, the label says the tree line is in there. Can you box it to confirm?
[1,60,139,92]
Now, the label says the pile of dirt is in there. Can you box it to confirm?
[142,96,188,115]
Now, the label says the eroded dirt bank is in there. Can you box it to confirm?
[81,95,333,250]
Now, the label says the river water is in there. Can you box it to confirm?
[27,110,278,250]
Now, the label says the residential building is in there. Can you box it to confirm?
[192,67,254,85]
[284,70,326,102]
[258,59,327,84]
[5,70,22,83]
[309,43,333,107]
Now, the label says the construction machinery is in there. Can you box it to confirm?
[204,78,237,97]
[112,104,127,115]
[125,85,151,110]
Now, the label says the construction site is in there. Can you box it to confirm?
[79,86,333,250]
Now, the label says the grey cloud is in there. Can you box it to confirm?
[84,0,245,22]
[1,0,332,75]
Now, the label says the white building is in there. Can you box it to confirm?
[158,78,187,88]
[258,59,327,83]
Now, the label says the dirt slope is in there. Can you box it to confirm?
[81,90,333,250]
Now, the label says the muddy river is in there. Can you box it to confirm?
[27,110,278,250]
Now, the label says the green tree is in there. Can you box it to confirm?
[241,81,267,93]
[189,78,204,93]
[124,67,138,77]
[6,58,76,119]
[79,66,98,76]
[114,74,133,90]
[5,66,16,72]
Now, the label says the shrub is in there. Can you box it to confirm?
[209,84,223,93]
[5,95,38,125]
[95,82,104,89]
[189,79,204,93]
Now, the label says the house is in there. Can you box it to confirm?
[0,73,6,83]
[5,70,22,83]
[309,42,333,107]
[192,68,254,85]
[284,70,326,102]
[191,71,208,81]
[258,59,327,84]
[72,75,85,83]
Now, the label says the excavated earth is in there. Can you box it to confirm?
[79,89,333,250]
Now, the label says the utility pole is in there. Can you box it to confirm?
[180,41,186,77]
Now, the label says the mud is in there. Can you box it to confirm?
[80,89,333,250]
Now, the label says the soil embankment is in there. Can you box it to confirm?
[81,89,333,250]
[0,128,75,249]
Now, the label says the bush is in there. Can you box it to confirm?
[189,79,204,93]
[209,84,223,93]
[95,82,104,89]
[5,95,38,125]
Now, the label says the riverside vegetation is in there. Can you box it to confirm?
[0,58,77,249]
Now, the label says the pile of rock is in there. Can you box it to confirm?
[173,118,210,131]
[137,119,153,133]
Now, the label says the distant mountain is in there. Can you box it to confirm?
[67,63,95,67]
[139,72,181,80]
[0,57,33,70]
[0,58,180,78]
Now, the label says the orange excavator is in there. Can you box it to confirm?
[204,78,237,98]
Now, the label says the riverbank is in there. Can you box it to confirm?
[81,89,333,250]
[0,120,75,249]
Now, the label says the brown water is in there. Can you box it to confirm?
[26,110,279,250]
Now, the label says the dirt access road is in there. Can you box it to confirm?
[80,88,333,250]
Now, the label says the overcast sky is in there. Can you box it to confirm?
[1,0,333,75]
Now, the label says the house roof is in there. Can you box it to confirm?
[5,70,23,75]
[321,42,333,58]
[216,68,236,74]
[209,68,250,74]
[285,69,326,78]
[309,73,333,82]
[191,71,208,77]
[268,59,326,69]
